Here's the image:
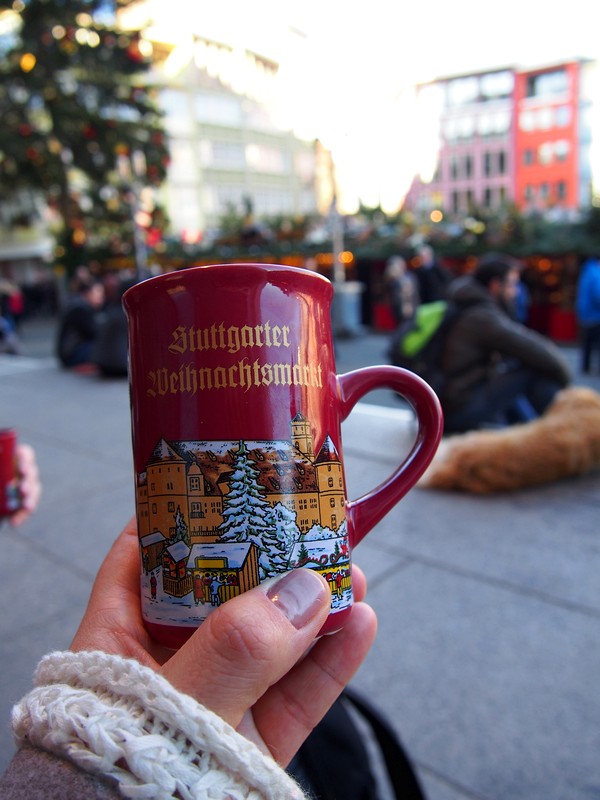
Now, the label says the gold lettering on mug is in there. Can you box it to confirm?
[146,359,323,397]
[168,322,292,356]
[149,320,322,398]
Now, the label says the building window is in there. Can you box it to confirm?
[555,105,571,127]
[483,152,492,176]
[523,148,535,165]
[483,187,492,208]
[526,69,568,99]
[538,143,553,165]
[168,502,175,513]
[556,181,567,200]
[537,107,554,130]
[540,182,549,199]
[498,151,506,174]
[330,498,336,508]
[151,503,157,514]
[465,155,473,177]
[524,184,534,202]
[190,477,200,491]
[555,140,570,161]
[328,477,334,488]
[450,157,459,180]
[519,110,535,132]
[480,70,514,99]
[451,191,459,213]
[447,76,479,107]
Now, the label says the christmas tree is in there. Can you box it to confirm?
[0,0,169,274]
[219,442,290,580]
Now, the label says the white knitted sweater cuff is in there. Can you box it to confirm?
[12,650,306,800]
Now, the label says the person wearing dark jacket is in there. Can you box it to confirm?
[56,277,105,368]
[414,244,452,304]
[440,253,571,433]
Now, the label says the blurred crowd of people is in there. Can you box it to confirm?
[55,266,137,377]
[384,245,575,433]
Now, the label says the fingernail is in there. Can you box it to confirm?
[266,569,329,629]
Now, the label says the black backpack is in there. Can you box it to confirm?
[387,300,459,395]
[288,687,427,799]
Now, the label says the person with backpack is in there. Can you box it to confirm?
[439,253,571,433]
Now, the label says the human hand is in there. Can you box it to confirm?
[71,519,377,766]
[7,444,41,527]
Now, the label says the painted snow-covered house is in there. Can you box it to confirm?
[187,542,260,606]
[140,530,167,573]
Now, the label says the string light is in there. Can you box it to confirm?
[19,53,36,72]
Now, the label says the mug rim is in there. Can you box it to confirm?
[123,262,332,306]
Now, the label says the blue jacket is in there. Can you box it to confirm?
[576,258,600,326]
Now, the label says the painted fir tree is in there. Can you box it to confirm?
[173,505,190,547]
[266,501,301,560]
[219,441,289,580]
[297,541,309,565]
[0,0,169,273]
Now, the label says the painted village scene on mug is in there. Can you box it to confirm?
[136,412,352,626]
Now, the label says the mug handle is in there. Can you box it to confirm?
[337,366,443,547]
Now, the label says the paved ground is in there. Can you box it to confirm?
[1,314,600,799]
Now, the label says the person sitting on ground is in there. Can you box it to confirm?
[91,276,137,378]
[0,518,377,798]
[56,275,105,369]
[439,252,572,433]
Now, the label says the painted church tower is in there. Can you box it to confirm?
[314,435,345,531]
[291,412,314,458]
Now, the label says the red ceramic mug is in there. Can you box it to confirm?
[0,428,21,520]
[123,263,443,648]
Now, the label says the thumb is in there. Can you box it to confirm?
[160,568,330,728]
